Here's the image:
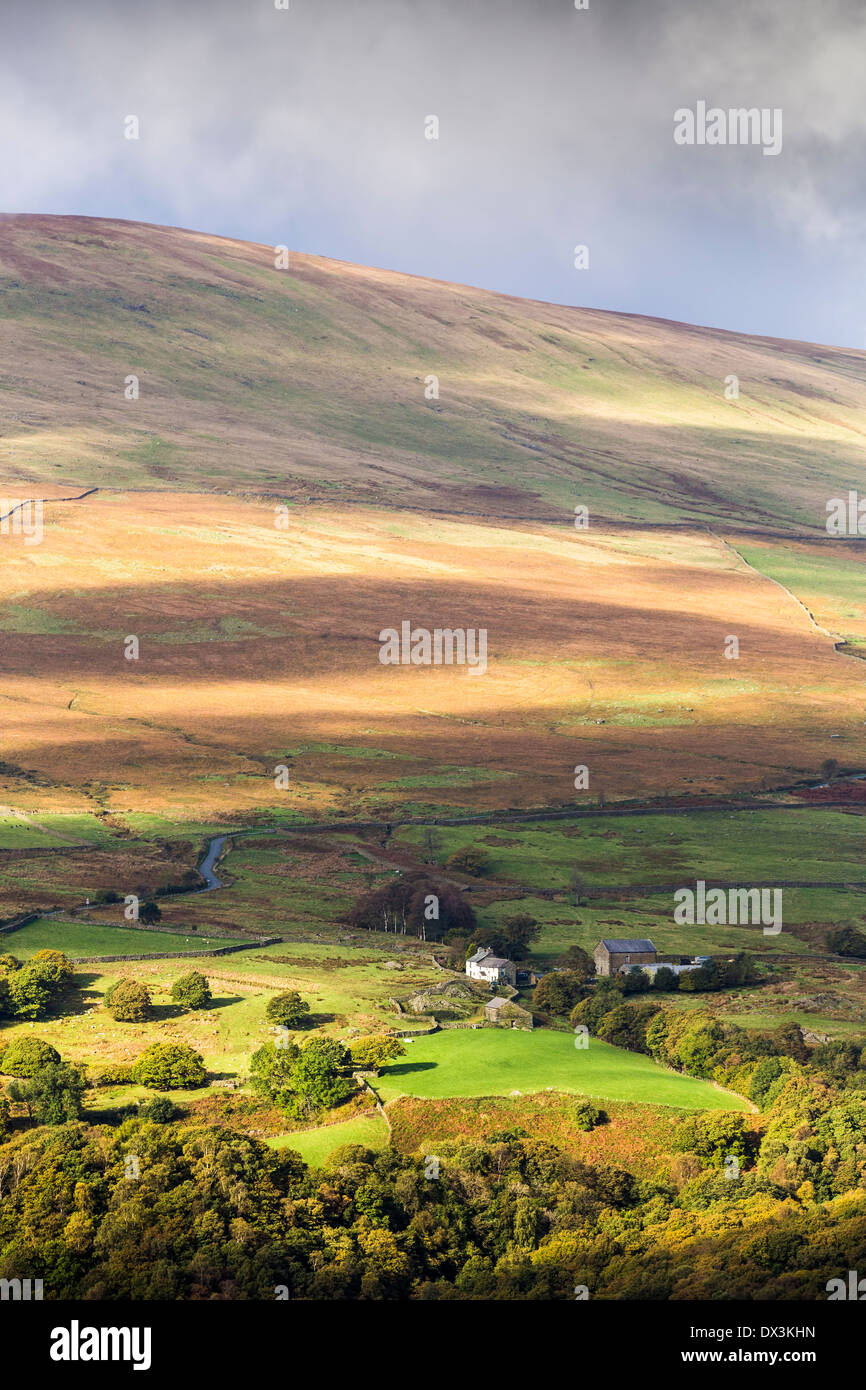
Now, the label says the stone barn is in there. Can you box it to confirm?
[593,938,657,977]
[484,996,533,1030]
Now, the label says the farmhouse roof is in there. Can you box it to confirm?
[467,948,492,964]
[598,938,657,953]
[483,957,512,969]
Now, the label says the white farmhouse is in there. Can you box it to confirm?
[465,948,517,987]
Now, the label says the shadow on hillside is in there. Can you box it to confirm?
[149,1002,187,1021]
[382,1062,437,1078]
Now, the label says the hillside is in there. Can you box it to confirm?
[0,215,863,821]
[2,214,865,530]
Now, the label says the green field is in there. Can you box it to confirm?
[268,1113,389,1164]
[377,1029,745,1110]
[397,809,866,890]
[5,918,226,959]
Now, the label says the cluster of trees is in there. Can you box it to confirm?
[610,953,762,996]
[2,1108,866,1299]
[470,914,543,963]
[0,1038,87,1125]
[0,950,77,1021]
[106,970,214,1022]
[344,872,477,942]
[250,1036,355,1121]
[0,1036,207,1116]
[249,1032,404,1119]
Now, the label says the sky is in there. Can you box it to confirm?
[2,0,865,347]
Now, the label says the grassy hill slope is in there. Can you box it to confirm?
[2,214,865,530]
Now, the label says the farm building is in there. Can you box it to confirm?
[640,956,711,979]
[466,948,517,987]
[594,938,658,976]
[484,996,533,1030]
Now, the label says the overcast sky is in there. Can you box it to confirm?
[2,0,865,347]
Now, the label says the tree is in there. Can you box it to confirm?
[265,991,311,1029]
[651,965,679,992]
[420,826,442,864]
[138,1095,176,1123]
[554,945,594,980]
[773,1023,810,1064]
[139,901,162,925]
[0,1036,60,1076]
[133,1043,207,1090]
[566,869,586,907]
[30,949,74,985]
[250,1039,300,1109]
[288,1037,353,1118]
[346,873,476,942]
[170,971,212,1010]
[9,1061,87,1125]
[349,1036,406,1073]
[108,979,153,1023]
[532,971,587,1017]
[8,964,56,1020]
[445,847,490,877]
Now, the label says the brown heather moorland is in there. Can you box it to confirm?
[0,493,863,820]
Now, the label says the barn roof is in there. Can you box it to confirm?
[598,938,657,953]
[486,996,510,1010]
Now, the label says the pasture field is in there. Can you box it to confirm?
[395,808,866,890]
[5,808,864,1034]
[376,1029,745,1110]
[2,917,226,958]
[0,942,446,1108]
[268,1113,389,1164]
[472,885,866,965]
